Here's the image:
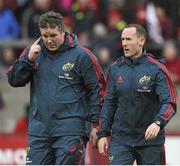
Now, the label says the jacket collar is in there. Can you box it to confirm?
[124,50,147,66]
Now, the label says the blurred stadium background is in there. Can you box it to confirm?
[0,0,179,164]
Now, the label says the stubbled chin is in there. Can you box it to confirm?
[48,47,58,52]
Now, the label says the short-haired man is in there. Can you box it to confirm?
[97,24,177,165]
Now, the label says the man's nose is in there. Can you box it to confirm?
[122,41,127,47]
[47,38,53,43]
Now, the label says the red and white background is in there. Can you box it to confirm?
[0,134,27,165]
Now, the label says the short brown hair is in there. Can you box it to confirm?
[124,24,147,39]
[39,11,66,32]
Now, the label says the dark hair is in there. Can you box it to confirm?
[39,11,66,32]
[124,24,147,39]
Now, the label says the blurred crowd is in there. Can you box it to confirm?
[0,0,180,133]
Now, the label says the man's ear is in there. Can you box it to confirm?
[140,37,145,47]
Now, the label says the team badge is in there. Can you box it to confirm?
[62,63,74,72]
[139,75,151,90]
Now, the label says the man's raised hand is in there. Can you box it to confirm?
[28,37,41,61]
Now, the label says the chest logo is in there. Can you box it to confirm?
[139,75,151,91]
[62,63,74,72]
[139,75,151,86]
[116,75,124,84]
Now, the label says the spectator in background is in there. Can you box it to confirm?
[14,104,29,134]
[146,2,174,45]
[154,0,179,39]
[63,15,73,33]
[0,0,20,40]
[106,0,127,33]
[155,6,173,41]
[52,0,74,15]
[71,0,97,34]
[70,0,99,47]
[21,0,51,38]
[90,22,120,61]
[146,2,164,45]
[97,47,111,76]
[0,47,15,80]
[163,40,180,84]
[1,47,16,67]
[134,0,146,26]
[107,10,126,33]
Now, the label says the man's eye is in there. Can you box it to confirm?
[50,35,56,37]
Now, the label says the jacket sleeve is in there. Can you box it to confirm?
[7,47,38,87]
[154,65,178,128]
[97,67,118,138]
[80,48,105,126]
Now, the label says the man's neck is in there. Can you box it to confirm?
[130,50,143,60]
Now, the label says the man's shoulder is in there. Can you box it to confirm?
[111,56,125,68]
[145,54,166,69]
[75,45,97,61]
[63,44,88,59]
[76,45,94,55]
